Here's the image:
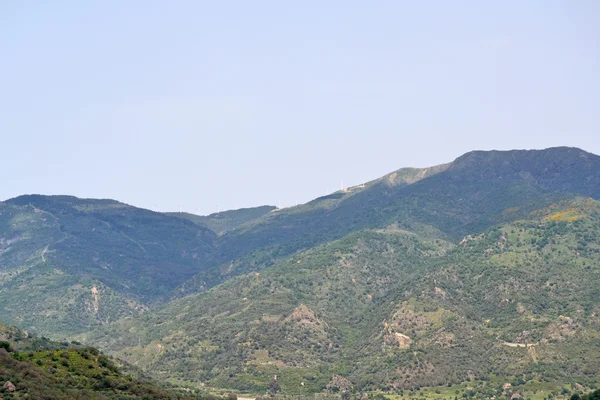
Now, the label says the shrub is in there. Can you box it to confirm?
[0,341,13,352]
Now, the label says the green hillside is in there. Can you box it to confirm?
[3,148,600,336]
[0,321,214,399]
[85,198,600,395]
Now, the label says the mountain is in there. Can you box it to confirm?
[2,146,600,397]
[178,147,600,294]
[86,197,600,395]
[168,205,277,235]
[4,148,599,335]
[3,148,600,319]
[0,195,217,336]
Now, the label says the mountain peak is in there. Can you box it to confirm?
[444,147,600,196]
[451,146,596,169]
[6,194,128,211]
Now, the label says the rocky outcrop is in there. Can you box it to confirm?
[3,381,16,392]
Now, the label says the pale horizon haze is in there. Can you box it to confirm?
[1,1,599,214]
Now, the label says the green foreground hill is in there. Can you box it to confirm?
[0,322,207,399]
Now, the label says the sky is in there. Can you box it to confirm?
[1,1,599,214]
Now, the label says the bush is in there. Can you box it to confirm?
[0,341,13,352]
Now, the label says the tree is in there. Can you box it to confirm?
[0,341,12,352]
[269,378,280,397]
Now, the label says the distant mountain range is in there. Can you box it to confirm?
[1,147,600,397]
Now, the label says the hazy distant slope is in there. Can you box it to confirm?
[168,205,276,235]
[224,148,600,252]
[5,195,217,300]
[86,198,600,393]
[180,147,600,294]
[0,195,217,335]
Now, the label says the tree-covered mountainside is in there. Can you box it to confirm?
[179,147,600,295]
[2,147,600,397]
[0,195,217,336]
[168,206,276,235]
[85,198,600,394]
[3,148,599,336]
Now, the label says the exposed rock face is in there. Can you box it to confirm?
[90,285,100,314]
[382,302,436,349]
[384,163,451,187]
[326,374,352,392]
[285,304,327,330]
[547,316,577,341]
[393,332,412,349]
[3,381,16,392]
[382,322,412,349]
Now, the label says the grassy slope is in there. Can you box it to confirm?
[86,198,600,394]
[0,321,206,399]
[0,347,206,399]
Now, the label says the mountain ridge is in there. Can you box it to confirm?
[2,147,600,334]
[176,147,600,296]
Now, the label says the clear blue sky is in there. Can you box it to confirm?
[2,1,599,214]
